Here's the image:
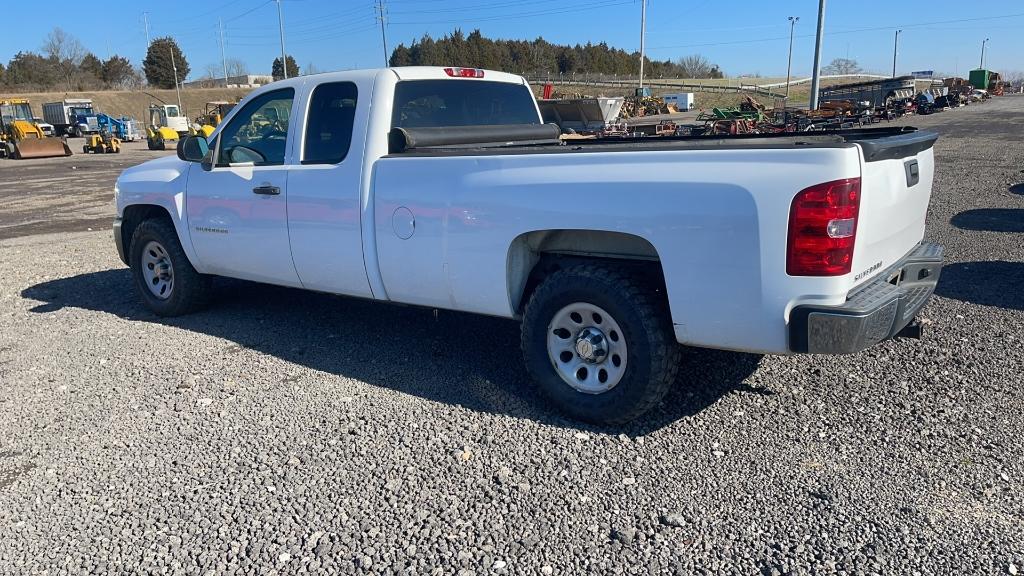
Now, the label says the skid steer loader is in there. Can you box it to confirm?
[0,99,73,159]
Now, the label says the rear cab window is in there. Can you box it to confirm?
[391,80,540,129]
[302,82,358,165]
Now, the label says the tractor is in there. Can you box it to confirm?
[0,98,73,159]
[193,101,236,137]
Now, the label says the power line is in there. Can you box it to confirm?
[651,10,1024,50]
[389,0,632,25]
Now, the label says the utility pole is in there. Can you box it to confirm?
[143,12,151,47]
[376,0,389,67]
[169,45,182,112]
[276,0,288,79]
[219,18,229,86]
[892,29,901,78]
[785,16,798,99]
[980,38,989,69]
[808,0,826,110]
[638,0,647,91]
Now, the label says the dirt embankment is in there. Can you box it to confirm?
[7,87,256,122]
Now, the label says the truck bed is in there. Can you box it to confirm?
[388,125,938,163]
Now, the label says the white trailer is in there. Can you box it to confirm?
[662,92,695,111]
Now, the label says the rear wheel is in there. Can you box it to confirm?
[129,218,211,316]
[521,263,681,425]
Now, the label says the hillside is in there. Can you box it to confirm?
[8,87,255,123]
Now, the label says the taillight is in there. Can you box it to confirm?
[786,178,861,276]
[443,67,485,78]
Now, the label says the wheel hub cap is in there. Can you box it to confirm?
[546,302,627,394]
[574,327,608,363]
[140,240,174,300]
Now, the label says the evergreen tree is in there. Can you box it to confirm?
[144,37,189,88]
[272,56,299,81]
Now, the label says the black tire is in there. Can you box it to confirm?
[129,218,211,316]
[73,126,83,138]
[521,263,681,425]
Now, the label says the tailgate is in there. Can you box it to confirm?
[850,130,938,287]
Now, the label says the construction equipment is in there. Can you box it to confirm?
[82,131,121,154]
[193,101,235,137]
[43,98,99,137]
[0,98,73,159]
[96,114,139,142]
[146,103,189,150]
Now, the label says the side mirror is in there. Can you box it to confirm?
[176,135,209,163]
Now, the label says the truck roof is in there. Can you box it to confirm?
[266,66,527,89]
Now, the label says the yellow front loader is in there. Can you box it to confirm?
[0,99,73,159]
[193,101,235,138]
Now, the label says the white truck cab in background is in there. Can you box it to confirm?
[113,66,943,424]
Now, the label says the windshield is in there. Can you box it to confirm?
[1,102,34,123]
[391,80,540,129]
[166,106,180,117]
[70,106,94,116]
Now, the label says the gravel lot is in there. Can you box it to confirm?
[1,97,1023,575]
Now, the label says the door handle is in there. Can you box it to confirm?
[252,185,280,196]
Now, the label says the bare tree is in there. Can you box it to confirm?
[226,58,248,78]
[675,54,715,79]
[42,27,86,91]
[305,62,322,75]
[822,58,863,75]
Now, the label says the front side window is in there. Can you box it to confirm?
[165,106,180,118]
[302,82,358,165]
[216,88,294,166]
[391,80,539,129]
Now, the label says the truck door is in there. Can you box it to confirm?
[286,81,373,297]
[185,87,301,286]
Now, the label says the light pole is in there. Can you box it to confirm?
[276,0,288,79]
[892,29,901,77]
[980,38,989,69]
[808,0,826,110]
[785,16,799,99]
[169,45,182,112]
[638,0,647,91]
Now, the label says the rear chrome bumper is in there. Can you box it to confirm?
[789,242,943,354]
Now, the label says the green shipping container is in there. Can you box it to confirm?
[969,69,991,90]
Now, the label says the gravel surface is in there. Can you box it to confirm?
[1,97,1022,575]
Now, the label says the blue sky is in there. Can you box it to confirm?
[2,0,1021,80]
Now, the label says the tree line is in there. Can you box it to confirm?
[2,28,143,92]
[389,29,724,79]
[2,26,726,93]
[1,27,307,93]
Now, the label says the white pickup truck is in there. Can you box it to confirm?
[113,66,943,424]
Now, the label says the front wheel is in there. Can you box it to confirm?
[521,263,681,425]
[129,218,211,316]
